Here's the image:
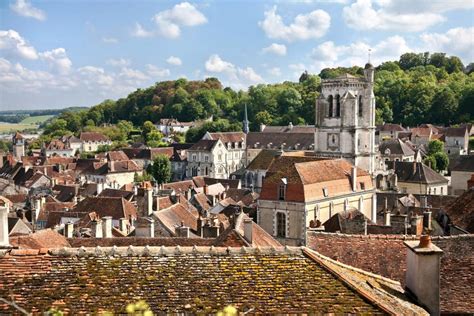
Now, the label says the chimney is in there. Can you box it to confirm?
[413,161,417,175]
[288,122,293,130]
[260,124,266,132]
[133,185,138,196]
[96,182,103,195]
[384,210,391,226]
[404,235,443,315]
[64,221,74,238]
[0,204,10,247]
[410,215,423,235]
[135,217,155,238]
[420,195,428,208]
[203,184,208,196]
[197,217,203,237]
[243,218,253,244]
[91,220,103,238]
[102,216,113,238]
[146,188,153,216]
[119,217,128,234]
[423,211,432,231]
[156,196,161,212]
[351,166,357,192]
[176,222,191,238]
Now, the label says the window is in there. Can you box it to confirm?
[358,95,363,117]
[192,155,197,162]
[276,212,286,238]
[327,95,333,117]
[204,155,209,162]
[278,184,286,200]
[360,182,365,190]
[218,152,222,162]
[441,187,444,195]
[433,188,437,195]
[322,187,328,197]
[335,94,341,117]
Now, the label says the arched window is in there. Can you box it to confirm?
[335,94,341,117]
[276,212,286,237]
[358,95,363,117]
[327,95,333,117]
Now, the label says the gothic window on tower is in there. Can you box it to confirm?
[336,94,341,117]
[359,95,363,117]
[327,95,333,117]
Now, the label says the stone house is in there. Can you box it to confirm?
[376,123,406,144]
[387,161,448,195]
[257,156,376,246]
[186,139,229,179]
[444,126,469,156]
[79,132,112,152]
[379,139,416,162]
[202,131,247,174]
[450,155,474,195]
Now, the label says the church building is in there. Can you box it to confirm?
[314,63,376,173]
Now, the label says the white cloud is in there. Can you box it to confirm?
[238,67,263,83]
[311,36,412,71]
[78,66,114,87]
[166,56,182,66]
[131,22,154,38]
[39,48,72,74]
[259,6,330,42]
[420,27,474,64]
[120,67,149,81]
[102,37,118,44]
[267,67,282,76]
[205,54,235,73]
[204,54,264,89]
[153,2,207,39]
[146,64,171,77]
[0,29,38,60]
[106,58,131,67]
[262,43,287,56]
[378,0,474,14]
[343,0,446,32]
[10,0,46,21]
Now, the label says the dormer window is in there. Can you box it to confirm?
[278,178,287,200]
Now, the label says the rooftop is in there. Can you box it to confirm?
[0,246,427,315]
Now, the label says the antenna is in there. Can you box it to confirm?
[368,48,372,64]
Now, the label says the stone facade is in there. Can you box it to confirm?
[314,65,376,173]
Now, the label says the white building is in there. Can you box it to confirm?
[186,139,229,179]
[314,64,376,173]
[202,132,247,175]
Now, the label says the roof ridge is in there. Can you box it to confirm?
[308,231,474,240]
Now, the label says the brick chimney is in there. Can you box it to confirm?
[91,219,103,238]
[64,221,74,238]
[404,235,443,315]
[102,216,113,238]
[0,203,10,247]
[243,218,253,244]
[420,195,428,208]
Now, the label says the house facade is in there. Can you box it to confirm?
[186,139,229,179]
[202,132,247,174]
[257,157,376,246]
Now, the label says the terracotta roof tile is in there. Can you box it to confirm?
[79,132,110,142]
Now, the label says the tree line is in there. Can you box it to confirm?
[40,52,473,145]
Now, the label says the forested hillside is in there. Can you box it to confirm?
[47,52,474,137]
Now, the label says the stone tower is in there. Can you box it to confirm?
[12,131,25,160]
[314,63,376,173]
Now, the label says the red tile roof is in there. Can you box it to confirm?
[80,132,110,142]
[72,197,137,220]
[307,232,474,315]
[9,229,70,249]
[208,132,245,144]
[444,189,474,233]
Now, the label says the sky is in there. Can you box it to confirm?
[0,0,473,110]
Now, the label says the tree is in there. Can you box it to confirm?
[147,154,171,184]
[431,87,458,124]
[427,140,444,155]
[423,156,437,171]
[433,151,449,172]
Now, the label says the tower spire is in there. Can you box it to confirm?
[243,103,249,134]
[368,48,372,64]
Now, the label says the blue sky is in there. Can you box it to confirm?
[0,0,473,110]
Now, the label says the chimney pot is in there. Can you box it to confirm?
[64,221,74,238]
[102,216,113,238]
[351,166,357,192]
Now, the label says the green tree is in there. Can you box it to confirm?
[147,154,171,184]
[433,151,449,172]
[423,155,437,171]
[427,140,444,155]
[142,121,156,138]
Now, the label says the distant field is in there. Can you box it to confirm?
[20,115,54,124]
[0,123,35,133]
[0,115,54,133]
